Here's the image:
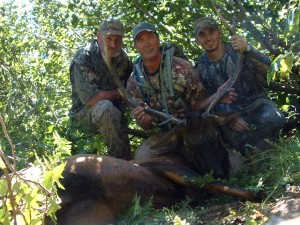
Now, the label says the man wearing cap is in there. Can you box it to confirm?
[194,17,285,155]
[69,18,132,159]
[126,22,237,178]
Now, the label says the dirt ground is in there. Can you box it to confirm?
[198,185,300,225]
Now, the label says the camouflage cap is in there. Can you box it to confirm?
[99,18,124,36]
[194,17,219,35]
[132,22,157,41]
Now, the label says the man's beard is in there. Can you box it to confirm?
[105,47,121,58]
[100,45,121,70]
[100,41,120,58]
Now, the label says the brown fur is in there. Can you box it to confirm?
[48,112,259,225]
[51,155,186,225]
[50,154,258,225]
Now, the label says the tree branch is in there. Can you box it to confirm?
[268,82,300,95]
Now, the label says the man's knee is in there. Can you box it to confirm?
[90,100,122,125]
[259,106,285,129]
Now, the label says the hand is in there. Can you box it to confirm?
[231,35,247,53]
[132,104,155,130]
[219,87,237,104]
[229,117,250,132]
[132,105,146,122]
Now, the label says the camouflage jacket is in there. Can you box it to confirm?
[69,40,133,116]
[195,43,271,111]
[127,55,206,118]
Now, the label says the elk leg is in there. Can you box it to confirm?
[204,182,262,201]
[139,156,199,187]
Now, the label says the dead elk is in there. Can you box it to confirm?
[47,112,259,225]
[47,154,258,225]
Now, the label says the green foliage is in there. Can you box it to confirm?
[223,201,267,225]
[0,0,72,167]
[185,171,218,188]
[56,110,144,155]
[229,137,300,200]
[0,131,72,225]
[0,0,300,224]
[284,1,300,42]
[160,200,201,225]
[118,197,202,225]
[267,1,300,86]
[1,0,299,166]
[118,195,155,225]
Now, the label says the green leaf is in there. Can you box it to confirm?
[24,188,37,202]
[43,170,54,190]
[71,14,79,27]
[47,125,55,134]
[43,163,65,190]
[0,157,5,169]
[0,207,10,225]
[47,198,61,215]
[284,6,300,42]
[267,54,283,84]
[0,180,8,195]
[280,53,294,76]
[12,181,21,193]
[52,163,66,184]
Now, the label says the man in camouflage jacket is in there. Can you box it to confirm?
[127,22,236,178]
[69,18,133,159]
[194,17,285,155]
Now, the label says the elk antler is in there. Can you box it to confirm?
[201,60,241,119]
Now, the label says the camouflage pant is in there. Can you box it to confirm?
[221,98,285,155]
[134,131,172,160]
[74,100,131,159]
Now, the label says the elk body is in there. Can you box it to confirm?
[50,155,190,225]
[47,112,258,225]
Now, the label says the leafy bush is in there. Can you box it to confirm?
[0,125,71,225]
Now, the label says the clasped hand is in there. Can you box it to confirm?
[231,35,247,53]
[132,103,156,130]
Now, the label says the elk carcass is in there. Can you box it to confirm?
[47,112,258,225]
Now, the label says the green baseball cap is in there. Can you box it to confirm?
[99,18,124,36]
[194,17,219,35]
[132,22,157,41]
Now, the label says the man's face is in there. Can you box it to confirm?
[196,27,222,52]
[98,33,123,57]
[134,31,160,61]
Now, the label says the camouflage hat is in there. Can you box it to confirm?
[194,17,219,35]
[132,22,156,41]
[99,18,124,36]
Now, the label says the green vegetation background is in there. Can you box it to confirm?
[0,0,299,224]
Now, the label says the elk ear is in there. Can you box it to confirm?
[213,112,240,125]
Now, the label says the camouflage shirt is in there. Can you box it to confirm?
[70,40,133,116]
[127,56,206,118]
[195,43,271,111]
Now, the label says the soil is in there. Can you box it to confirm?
[198,185,300,225]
